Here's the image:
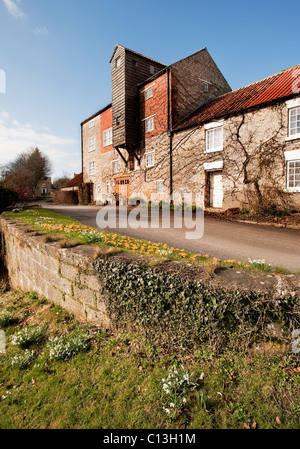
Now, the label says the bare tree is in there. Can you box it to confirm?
[2,147,52,199]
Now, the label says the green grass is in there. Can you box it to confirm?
[4,207,295,275]
[0,289,299,429]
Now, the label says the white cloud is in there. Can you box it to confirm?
[0,112,81,178]
[2,0,26,19]
[34,26,49,37]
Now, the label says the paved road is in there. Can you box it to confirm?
[42,204,300,271]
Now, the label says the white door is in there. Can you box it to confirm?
[210,173,223,208]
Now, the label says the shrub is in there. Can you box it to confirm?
[0,186,19,213]
[11,350,37,370]
[48,330,90,361]
[11,325,46,349]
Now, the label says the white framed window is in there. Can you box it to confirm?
[88,136,96,153]
[115,57,121,68]
[205,122,223,153]
[145,152,155,168]
[157,180,164,194]
[144,86,153,101]
[286,98,300,141]
[112,160,120,174]
[88,161,96,176]
[134,158,140,171]
[89,119,94,129]
[106,181,110,194]
[145,116,154,133]
[97,183,101,194]
[150,65,155,75]
[103,128,113,147]
[289,107,300,138]
[287,160,300,191]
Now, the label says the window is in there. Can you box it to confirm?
[204,83,209,92]
[157,181,164,194]
[287,160,300,191]
[88,161,96,176]
[132,59,138,67]
[89,119,94,128]
[106,181,110,194]
[112,160,119,174]
[205,123,223,153]
[146,152,155,168]
[150,65,155,75]
[103,128,113,147]
[97,183,101,194]
[145,116,154,133]
[144,87,153,101]
[88,137,96,153]
[289,107,300,137]
[115,57,121,68]
[115,116,121,126]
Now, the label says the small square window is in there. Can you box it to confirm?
[88,161,96,176]
[204,83,209,92]
[116,116,121,126]
[287,160,300,190]
[144,87,153,101]
[206,126,223,152]
[115,57,121,68]
[88,137,96,152]
[103,128,113,147]
[112,160,119,174]
[97,183,101,194]
[289,107,300,137]
[150,65,155,75]
[89,119,94,128]
[145,116,154,133]
[157,181,163,194]
[146,153,155,168]
[132,59,138,67]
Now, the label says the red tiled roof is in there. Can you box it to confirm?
[175,64,300,131]
[62,173,83,189]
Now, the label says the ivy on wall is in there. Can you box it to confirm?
[94,257,299,352]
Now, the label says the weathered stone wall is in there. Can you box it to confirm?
[172,101,300,210]
[0,218,111,329]
[1,217,299,337]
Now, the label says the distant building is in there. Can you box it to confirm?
[61,173,83,192]
[38,177,52,196]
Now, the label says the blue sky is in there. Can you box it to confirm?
[0,0,299,179]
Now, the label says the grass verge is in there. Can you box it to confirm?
[0,289,299,429]
[3,207,291,275]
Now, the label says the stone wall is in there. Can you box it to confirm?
[0,218,111,329]
[1,217,299,337]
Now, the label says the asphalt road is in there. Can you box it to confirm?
[43,204,300,272]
